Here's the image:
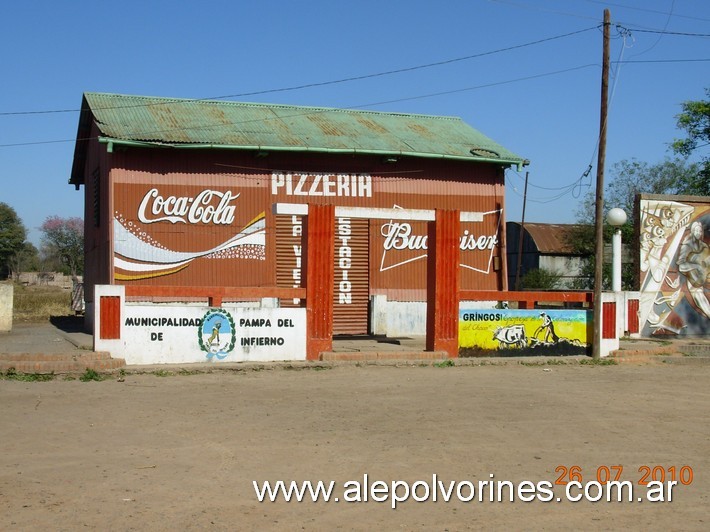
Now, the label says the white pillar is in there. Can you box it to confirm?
[612,228,622,292]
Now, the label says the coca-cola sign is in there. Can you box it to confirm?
[137,188,239,225]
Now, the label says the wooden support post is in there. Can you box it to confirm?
[305,204,335,360]
[426,209,460,357]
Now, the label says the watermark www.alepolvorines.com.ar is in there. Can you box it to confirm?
[253,474,680,508]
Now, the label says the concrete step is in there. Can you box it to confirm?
[320,351,449,362]
[0,351,115,362]
[0,352,126,374]
[674,343,710,356]
[610,340,710,364]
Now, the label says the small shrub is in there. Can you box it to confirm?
[520,268,563,290]
[80,368,104,381]
[579,357,617,366]
[1,368,56,381]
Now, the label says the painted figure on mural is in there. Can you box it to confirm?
[677,221,710,320]
[207,321,222,347]
[640,206,677,284]
[535,312,559,344]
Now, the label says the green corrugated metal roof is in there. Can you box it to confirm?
[72,92,525,183]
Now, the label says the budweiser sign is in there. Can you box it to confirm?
[137,188,239,225]
[381,222,498,251]
[378,210,501,274]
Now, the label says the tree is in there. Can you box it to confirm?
[575,158,700,223]
[0,202,27,279]
[673,88,710,195]
[7,241,39,280]
[40,216,84,278]
[569,157,699,290]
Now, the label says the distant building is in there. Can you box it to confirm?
[506,222,589,289]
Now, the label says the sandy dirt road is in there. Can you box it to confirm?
[1,363,708,530]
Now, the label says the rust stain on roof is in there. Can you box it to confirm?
[523,223,583,255]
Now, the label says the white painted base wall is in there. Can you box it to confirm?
[93,286,306,365]
[370,295,498,337]
[0,283,13,332]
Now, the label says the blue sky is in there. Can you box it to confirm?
[1,0,708,245]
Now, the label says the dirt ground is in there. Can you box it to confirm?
[1,363,708,531]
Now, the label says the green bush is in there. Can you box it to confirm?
[520,268,563,290]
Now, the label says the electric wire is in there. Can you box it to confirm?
[0,26,600,117]
[582,0,710,23]
[503,21,633,208]
[629,0,675,57]
[488,0,601,21]
[0,63,602,148]
[624,28,710,37]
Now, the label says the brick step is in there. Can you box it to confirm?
[611,342,710,363]
[0,352,114,362]
[675,344,710,356]
[320,351,449,362]
[0,354,126,374]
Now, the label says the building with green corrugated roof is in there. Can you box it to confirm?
[71,92,526,337]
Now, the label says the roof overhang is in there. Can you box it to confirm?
[96,136,528,170]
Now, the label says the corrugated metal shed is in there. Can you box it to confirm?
[519,223,583,255]
[71,92,524,184]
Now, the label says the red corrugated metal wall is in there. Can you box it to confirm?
[276,214,305,306]
[97,149,504,311]
[333,217,369,334]
[627,298,639,334]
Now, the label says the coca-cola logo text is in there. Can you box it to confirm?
[137,188,239,225]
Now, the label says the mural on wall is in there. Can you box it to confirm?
[199,308,237,360]
[638,198,710,336]
[112,169,505,290]
[113,187,266,281]
[458,309,591,357]
[112,302,307,364]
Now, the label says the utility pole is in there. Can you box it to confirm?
[514,171,529,291]
[593,9,611,360]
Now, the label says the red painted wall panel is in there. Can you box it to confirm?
[627,298,639,334]
[602,302,616,339]
[99,296,121,339]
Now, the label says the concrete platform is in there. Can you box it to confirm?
[1,319,709,373]
[0,318,124,373]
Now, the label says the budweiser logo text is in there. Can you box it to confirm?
[137,188,238,225]
[380,222,497,251]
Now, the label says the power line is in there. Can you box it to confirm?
[488,0,601,21]
[2,52,705,149]
[353,64,599,109]
[582,0,710,23]
[491,0,710,24]
[624,28,710,37]
[627,0,676,57]
[0,63,601,149]
[613,58,710,64]
[0,26,599,117]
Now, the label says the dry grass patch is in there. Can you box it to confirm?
[12,284,73,322]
